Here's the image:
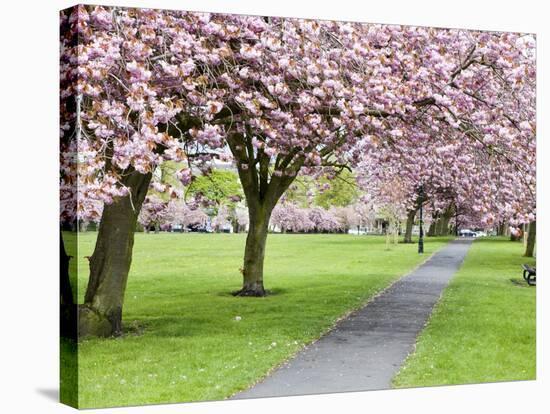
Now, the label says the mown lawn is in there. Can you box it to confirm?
[393,237,536,388]
[65,232,451,408]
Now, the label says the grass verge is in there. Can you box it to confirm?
[393,237,536,388]
[67,232,451,408]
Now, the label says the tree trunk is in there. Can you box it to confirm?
[403,209,416,243]
[234,205,271,296]
[438,205,454,236]
[226,132,302,296]
[524,220,536,257]
[438,217,450,236]
[60,231,74,306]
[60,230,77,339]
[434,218,443,236]
[427,212,438,236]
[79,171,151,338]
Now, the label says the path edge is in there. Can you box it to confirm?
[390,238,472,388]
[229,237,457,400]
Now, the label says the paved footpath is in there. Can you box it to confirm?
[234,238,473,399]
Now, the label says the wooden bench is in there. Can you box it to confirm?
[522,264,536,286]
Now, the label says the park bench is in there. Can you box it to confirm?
[522,264,536,286]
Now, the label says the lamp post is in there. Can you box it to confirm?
[454,202,459,237]
[418,185,424,254]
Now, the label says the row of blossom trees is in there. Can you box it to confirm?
[137,195,373,234]
[138,197,208,231]
[60,5,536,336]
[270,202,374,233]
[138,196,248,233]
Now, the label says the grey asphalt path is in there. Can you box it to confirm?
[233,238,473,399]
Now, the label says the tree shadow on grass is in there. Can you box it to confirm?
[215,287,289,297]
[122,309,296,338]
[122,320,147,336]
[120,316,224,339]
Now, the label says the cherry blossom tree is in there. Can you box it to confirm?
[60,5,241,335]
[308,207,342,232]
[270,203,314,233]
[211,204,232,232]
[61,4,536,335]
[164,199,209,230]
[138,195,168,232]
[234,204,250,233]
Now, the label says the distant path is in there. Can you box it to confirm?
[233,238,473,399]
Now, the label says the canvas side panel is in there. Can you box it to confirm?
[59,4,81,409]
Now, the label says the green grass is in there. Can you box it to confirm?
[393,237,536,388]
[67,232,451,408]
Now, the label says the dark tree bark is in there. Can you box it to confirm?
[427,212,438,236]
[403,209,416,243]
[438,216,449,235]
[238,205,270,296]
[438,219,444,235]
[60,230,77,339]
[437,204,454,236]
[232,170,295,295]
[228,132,303,296]
[79,170,152,337]
[524,220,536,257]
[453,203,459,236]
[231,217,240,233]
[427,204,454,237]
[60,231,74,306]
